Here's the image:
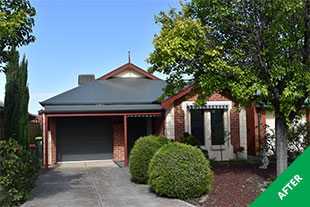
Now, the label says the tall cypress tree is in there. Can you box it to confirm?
[18,56,30,148]
[4,49,30,148]
[4,50,20,140]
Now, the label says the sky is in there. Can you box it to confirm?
[0,0,181,114]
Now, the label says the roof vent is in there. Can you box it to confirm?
[78,74,95,85]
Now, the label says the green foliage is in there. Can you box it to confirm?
[0,0,36,68]
[266,178,274,187]
[0,139,40,206]
[148,0,310,176]
[265,121,310,160]
[209,158,220,166]
[180,132,201,146]
[287,120,310,158]
[201,148,209,160]
[180,133,210,159]
[148,142,213,199]
[4,50,30,148]
[149,0,310,121]
[129,135,169,184]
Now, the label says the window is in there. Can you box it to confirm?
[211,110,225,145]
[190,110,204,145]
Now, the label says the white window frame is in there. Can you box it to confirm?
[182,101,233,148]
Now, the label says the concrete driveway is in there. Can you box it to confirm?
[22,161,193,207]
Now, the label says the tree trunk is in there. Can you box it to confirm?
[275,116,288,177]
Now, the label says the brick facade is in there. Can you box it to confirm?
[174,98,185,141]
[50,118,57,164]
[173,92,241,151]
[210,93,241,152]
[229,108,241,153]
[113,117,125,161]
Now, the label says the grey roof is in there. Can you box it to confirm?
[43,104,163,114]
[41,78,166,106]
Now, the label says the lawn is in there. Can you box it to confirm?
[188,162,276,207]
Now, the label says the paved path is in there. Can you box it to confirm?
[22,162,193,207]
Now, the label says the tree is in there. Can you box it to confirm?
[148,0,310,177]
[4,49,30,148]
[0,0,36,70]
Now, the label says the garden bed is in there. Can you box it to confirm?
[188,162,276,207]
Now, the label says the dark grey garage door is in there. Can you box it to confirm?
[56,116,113,162]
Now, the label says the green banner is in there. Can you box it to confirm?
[251,147,310,206]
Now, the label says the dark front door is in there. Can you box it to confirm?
[56,116,113,162]
[127,117,148,156]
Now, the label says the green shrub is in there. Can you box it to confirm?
[0,139,40,206]
[129,135,169,184]
[201,148,209,159]
[148,142,213,199]
[181,132,201,146]
[266,178,273,187]
[209,158,220,166]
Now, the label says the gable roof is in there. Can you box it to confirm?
[41,78,166,106]
[98,63,159,80]
[161,86,193,110]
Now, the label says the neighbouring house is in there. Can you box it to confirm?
[246,104,310,156]
[40,61,250,170]
[0,101,4,140]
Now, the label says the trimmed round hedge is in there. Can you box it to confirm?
[129,135,169,184]
[148,142,213,199]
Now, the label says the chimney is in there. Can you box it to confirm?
[78,74,95,85]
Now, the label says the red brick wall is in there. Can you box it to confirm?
[229,108,240,153]
[174,98,185,141]
[50,118,57,165]
[113,117,125,161]
[173,92,241,150]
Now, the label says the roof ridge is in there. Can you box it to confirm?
[98,62,160,80]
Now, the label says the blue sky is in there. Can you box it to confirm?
[0,0,181,114]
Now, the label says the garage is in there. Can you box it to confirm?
[56,116,113,162]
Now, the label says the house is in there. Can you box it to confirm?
[40,61,249,169]
[246,104,310,156]
[0,101,4,140]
